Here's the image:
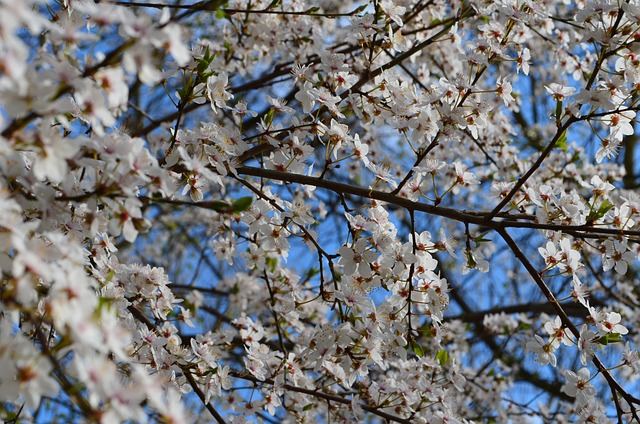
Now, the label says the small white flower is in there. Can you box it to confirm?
[544,316,572,348]
[545,83,576,101]
[453,161,479,186]
[561,368,596,406]
[338,238,377,278]
[207,72,233,113]
[577,324,598,365]
[526,334,557,367]
[379,0,406,26]
[596,311,628,336]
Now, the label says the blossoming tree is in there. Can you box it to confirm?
[2,0,640,422]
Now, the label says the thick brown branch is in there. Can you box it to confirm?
[445,301,591,324]
[234,166,640,239]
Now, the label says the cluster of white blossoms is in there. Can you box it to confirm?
[2,0,640,422]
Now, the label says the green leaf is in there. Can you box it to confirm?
[597,199,614,215]
[555,99,563,122]
[197,46,215,76]
[97,296,114,312]
[223,41,234,60]
[232,196,253,212]
[465,249,476,268]
[105,269,116,283]
[587,199,615,223]
[209,200,233,212]
[474,231,491,243]
[436,349,449,365]
[197,58,209,75]
[599,333,624,345]
[266,257,278,272]
[200,0,229,17]
[205,46,216,64]
[264,108,276,127]
[555,129,568,150]
[177,78,193,100]
[352,4,368,14]
[410,340,424,357]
